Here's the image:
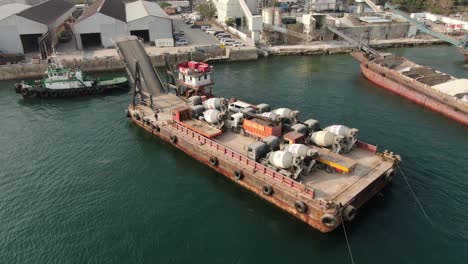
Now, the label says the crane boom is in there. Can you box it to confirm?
[384,3,468,51]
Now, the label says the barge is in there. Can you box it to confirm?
[116,37,400,233]
[352,51,468,126]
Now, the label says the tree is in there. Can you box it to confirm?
[196,3,216,19]
[390,0,426,13]
[159,2,172,9]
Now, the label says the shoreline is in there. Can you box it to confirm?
[0,37,448,81]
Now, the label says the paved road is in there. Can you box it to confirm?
[171,16,220,46]
[115,36,165,96]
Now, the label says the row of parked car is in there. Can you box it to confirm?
[202,27,245,47]
[173,31,188,46]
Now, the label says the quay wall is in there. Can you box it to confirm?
[0,39,445,80]
[0,48,258,81]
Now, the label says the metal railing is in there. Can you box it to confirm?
[170,122,316,198]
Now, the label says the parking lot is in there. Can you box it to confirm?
[171,15,219,46]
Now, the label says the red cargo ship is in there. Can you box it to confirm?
[352,52,468,126]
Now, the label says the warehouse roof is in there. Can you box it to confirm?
[0,3,30,21]
[76,0,169,24]
[432,79,468,96]
[126,0,169,22]
[17,0,74,25]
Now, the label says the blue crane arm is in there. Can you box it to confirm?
[384,3,468,50]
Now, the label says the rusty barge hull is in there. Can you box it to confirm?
[127,97,398,233]
[352,52,468,126]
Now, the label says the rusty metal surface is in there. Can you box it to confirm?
[127,104,399,233]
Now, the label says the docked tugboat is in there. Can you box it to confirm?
[115,36,400,233]
[14,55,128,98]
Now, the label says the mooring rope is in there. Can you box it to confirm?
[397,164,431,223]
[341,214,356,264]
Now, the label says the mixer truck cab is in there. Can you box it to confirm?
[247,141,269,162]
[228,101,253,113]
[229,113,244,131]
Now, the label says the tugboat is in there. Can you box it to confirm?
[14,54,128,98]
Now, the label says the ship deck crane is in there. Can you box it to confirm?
[384,3,468,60]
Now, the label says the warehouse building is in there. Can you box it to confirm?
[73,0,174,49]
[0,0,75,54]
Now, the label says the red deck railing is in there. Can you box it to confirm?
[170,122,315,198]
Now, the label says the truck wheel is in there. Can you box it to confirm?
[325,165,334,173]
[262,185,273,196]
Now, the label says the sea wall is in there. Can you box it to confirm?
[0,47,258,81]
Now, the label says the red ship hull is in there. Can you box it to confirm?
[360,64,468,126]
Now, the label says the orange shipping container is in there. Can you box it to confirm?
[243,118,282,138]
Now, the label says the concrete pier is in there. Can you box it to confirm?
[0,37,446,81]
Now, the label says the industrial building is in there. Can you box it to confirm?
[73,0,174,49]
[0,0,75,54]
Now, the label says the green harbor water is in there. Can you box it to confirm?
[0,46,467,263]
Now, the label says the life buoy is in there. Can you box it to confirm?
[321,214,338,228]
[385,169,395,182]
[294,201,308,214]
[209,157,218,166]
[262,185,273,196]
[342,205,357,221]
[20,88,29,96]
[234,170,243,180]
[170,135,177,143]
[29,89,37,97]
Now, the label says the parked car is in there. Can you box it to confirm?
[190,24,201,28]
[175,39,189,46]
[216,33,231,39]
[232,41,245,47]
[213,31,226,37]
[223,40,236,46]
[206,28,217,34]
[184,19,191,24]
[201,26,211,31]
[220,38,234,44]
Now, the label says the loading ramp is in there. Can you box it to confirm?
[114,36,166,97]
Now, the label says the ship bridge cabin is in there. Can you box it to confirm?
[178,61,214,89]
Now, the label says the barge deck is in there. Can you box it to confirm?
[116,37,400,233]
